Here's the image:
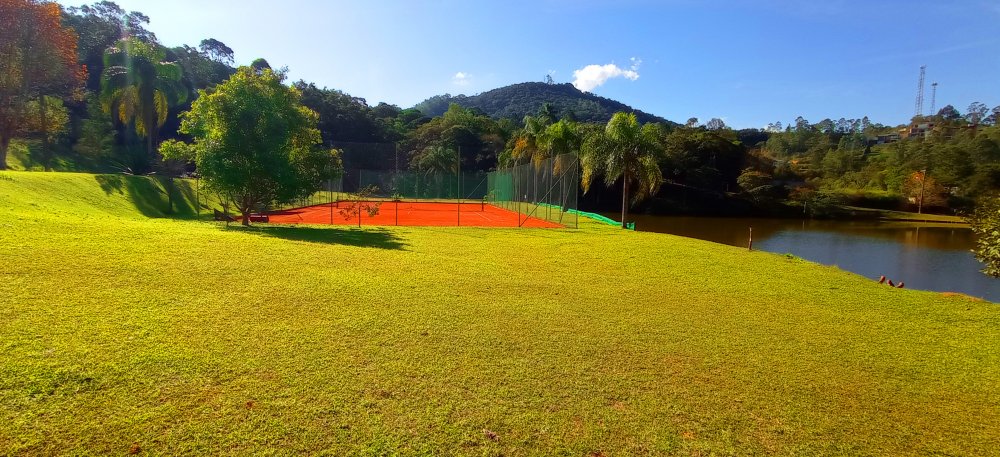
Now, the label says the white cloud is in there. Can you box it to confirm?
[572,58,641,92]
[452,72,471,86]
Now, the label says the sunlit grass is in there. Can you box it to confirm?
[843,205,965,223]
[1,171,998,455]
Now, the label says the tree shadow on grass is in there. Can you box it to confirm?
[224,225,408,250]
[95,174,199,219]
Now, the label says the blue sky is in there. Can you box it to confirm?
[59,0,1000,128]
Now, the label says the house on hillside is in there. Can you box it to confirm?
[870,133,901,144]
[901,122,935,139]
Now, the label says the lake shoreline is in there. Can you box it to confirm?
[612,213,997,302]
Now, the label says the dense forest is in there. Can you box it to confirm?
[412,82,670,125]
[3,0,1000,217]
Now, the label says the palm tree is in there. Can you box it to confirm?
[510,114,547,165]
[538,120,581,163]
[581,112,664,228]
[100,38,187,169]
[416,145,458,198]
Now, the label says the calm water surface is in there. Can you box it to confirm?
[621,215,1000,303]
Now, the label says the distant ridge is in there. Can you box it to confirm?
[412,82,673,125]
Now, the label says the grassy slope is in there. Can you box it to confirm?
[1,171,998,455]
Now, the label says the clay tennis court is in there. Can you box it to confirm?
[265,200,563,228]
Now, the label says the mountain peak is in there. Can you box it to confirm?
[413,81,672,125]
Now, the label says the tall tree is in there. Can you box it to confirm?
[705,117,727,131]
[162,67,341,225]
[100,38,187,170]
[0,0,85,169]
[415,144,457,174]
[509,114,549,166]
[198,38,234,65]
[967,102,989,126]
[64,1,156,92]
[937,105,962,122]
[24,95,69,169]
[250,58,271,74]
[169,44,234,91]
[581,112,664,228]
[538,119,582,162]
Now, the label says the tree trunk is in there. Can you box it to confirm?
[0,136,9,170]
[621,171,629,229]
[166,177,174,214]
[241,208,251,226]
[147,131,154,165]
[39,97,50,171]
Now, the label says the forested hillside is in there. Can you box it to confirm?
[413,82,670,125]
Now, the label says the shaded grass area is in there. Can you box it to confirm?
[0,171,219,221]
[3,139,116,173]
[1,171,999,455]
[225,225,408,250]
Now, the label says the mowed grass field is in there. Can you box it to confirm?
[2,171,999,455]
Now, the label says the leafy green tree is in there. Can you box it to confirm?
[64,1,156,92]
[901,170,947,212]
[0,0,85,169]
[967,195,1000,277]
[737,168,772,193]
[662,125,744,192]
[100,38,187,169]
[581,112,664,228]
[538,119,582,161]
[705,118,726,131]
[250,58,271,74]
[415,144,458,174]
[412,145,457,198]
[937,105,962,122]
[509,114,549,165]
[169,44,234,91]
[537,102,557,125]
[162,67,341,225]
[295,81,391,144]
[23,96,69,169]
[967,102,989,126]
[407,104,505,171]
[198,38,234,64]
[73,94,115,161]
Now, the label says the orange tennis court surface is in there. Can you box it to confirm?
[265,201,563,228]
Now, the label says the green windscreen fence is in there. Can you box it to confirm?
[359,170,490,201]
[487,153,579,228]
[255,143,580,228]
[266,176,344,212]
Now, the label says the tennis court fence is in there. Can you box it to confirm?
[261,145,579,228]
[487,154,579,228]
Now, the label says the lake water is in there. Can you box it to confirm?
[620,215,1000,303]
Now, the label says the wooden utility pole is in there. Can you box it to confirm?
[918,169,927,214]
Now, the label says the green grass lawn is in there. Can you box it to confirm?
[842,206,966,224]
[2,171,999,455]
